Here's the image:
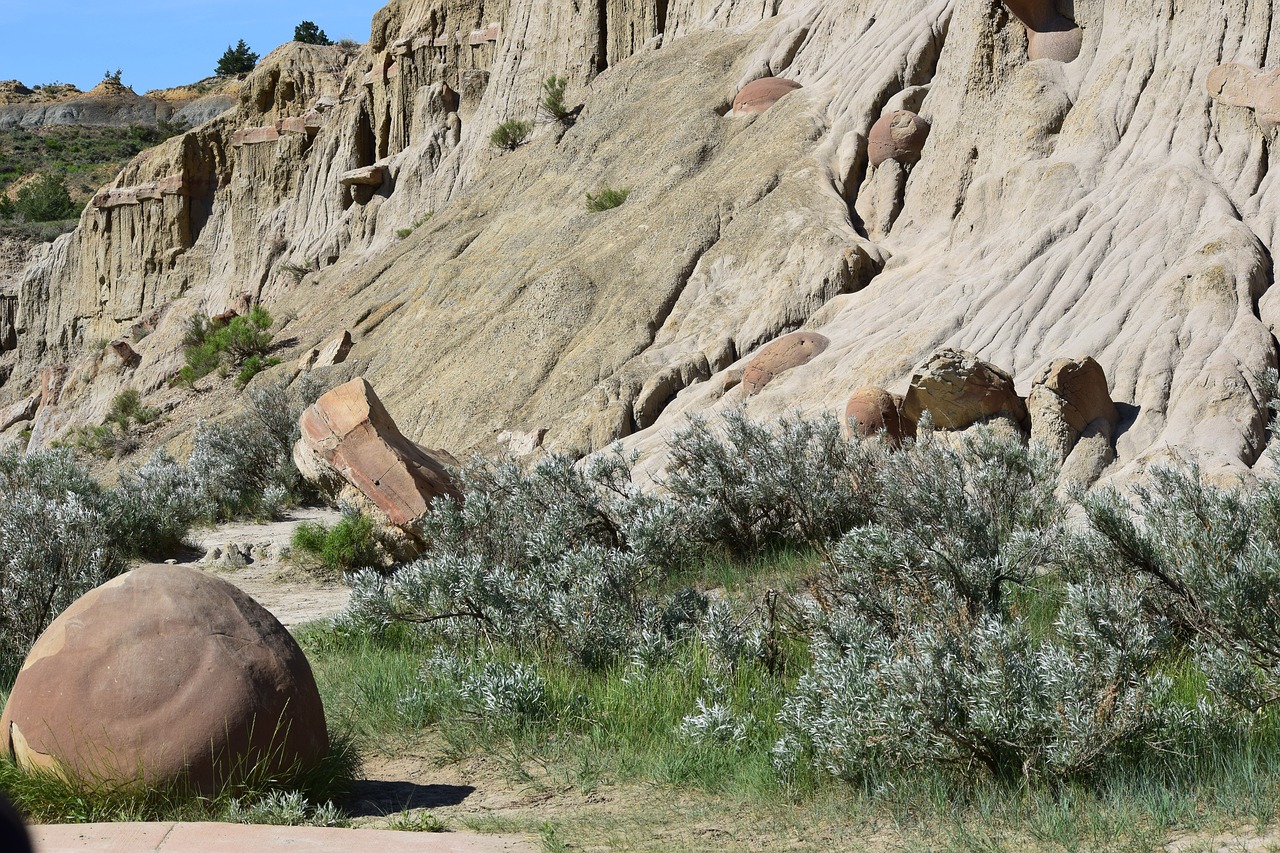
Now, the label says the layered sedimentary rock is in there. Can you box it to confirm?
[2,0,1278,488]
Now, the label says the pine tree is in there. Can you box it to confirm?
[293,21,332,45]
[215,40,259,77]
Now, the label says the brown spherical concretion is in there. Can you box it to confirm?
[0,566,328,795]
[732,78,802,116]
[844,386,912,447]
[741,332,829,395]
[868,111,930,167]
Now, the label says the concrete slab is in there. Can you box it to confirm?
[33,822,535,853]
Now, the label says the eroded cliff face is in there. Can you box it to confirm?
[6,0,1280,483]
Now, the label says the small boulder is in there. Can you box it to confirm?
[108,339,141,369]
[741,332,829,395]
[732,78,802,116]
[293,377,459,527]
[0,566,328,795]
[1001,0,1082,62]
[1028,356,1118,478]
[868,111,930,167]
[901,348,1027,430]
[844,386,911,446]
[0,395,38,432]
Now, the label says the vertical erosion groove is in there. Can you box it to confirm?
[597,0,610,73]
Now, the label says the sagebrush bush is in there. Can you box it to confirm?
[0,450,126,672]
[663,408,883,556]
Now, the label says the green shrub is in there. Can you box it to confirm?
[293,21,332,45]
[177,307,276,388]
[292,510,384,575]
[1,173,79,222]
[489,119,533,151]
[539,75,573,125]
[585,187,629,212]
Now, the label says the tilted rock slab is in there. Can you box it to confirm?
[0,566,328,795]
[294,377,459,527]
[1028,356,1119,486]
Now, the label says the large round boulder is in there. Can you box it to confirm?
[1001,0,1082,62]
[868,111,930,167]
[741,332,829,395]
[0,566,328,795]
[844,386,912,446]
[732,77,802,116]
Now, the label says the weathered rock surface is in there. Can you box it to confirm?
[0,566,328,794]
[294,377,458,527]
[2,0,1279,488]
[844,386,909,446]
[901,349,1027,432]
[1028,356,1119,486]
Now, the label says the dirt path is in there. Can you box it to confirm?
[139,506,351,629]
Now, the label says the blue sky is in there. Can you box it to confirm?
[2,1,386,94]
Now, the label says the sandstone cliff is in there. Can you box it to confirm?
[5,0,1279,484]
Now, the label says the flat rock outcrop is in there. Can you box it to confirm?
[0,566,328,794]
[294,377,458,527]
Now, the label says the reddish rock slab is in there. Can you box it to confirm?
[732,78,802,116]
[901,348,1028,430]
[844,386,911,446]
[91,188,140,209]
[158,174,187,195]
[293,377,459,527]
[231,125,280,146]
[741,332,829,395]
[299,330,354,371]
[0,566,328,796]
[869,110,930,167]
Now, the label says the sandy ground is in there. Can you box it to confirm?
[139,506,351,628]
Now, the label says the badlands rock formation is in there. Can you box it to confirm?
[0,77,237,130]
[1,0,1278,485]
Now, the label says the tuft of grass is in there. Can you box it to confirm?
[585,187,629,212]
[0,729,360,825]
[490,119,533,151]
[291,511,384,576]
[386,809,448,832]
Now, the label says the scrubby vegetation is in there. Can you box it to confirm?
[489,119,533,151]
[292,507,386,576]
[315,406,1280,847]
[11,389,1280,845]
[176,306,281,388]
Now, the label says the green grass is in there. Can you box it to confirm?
[585,187,629,212]
[0,730,360,825]
[291,513,383,576]
[0,125,185,204]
